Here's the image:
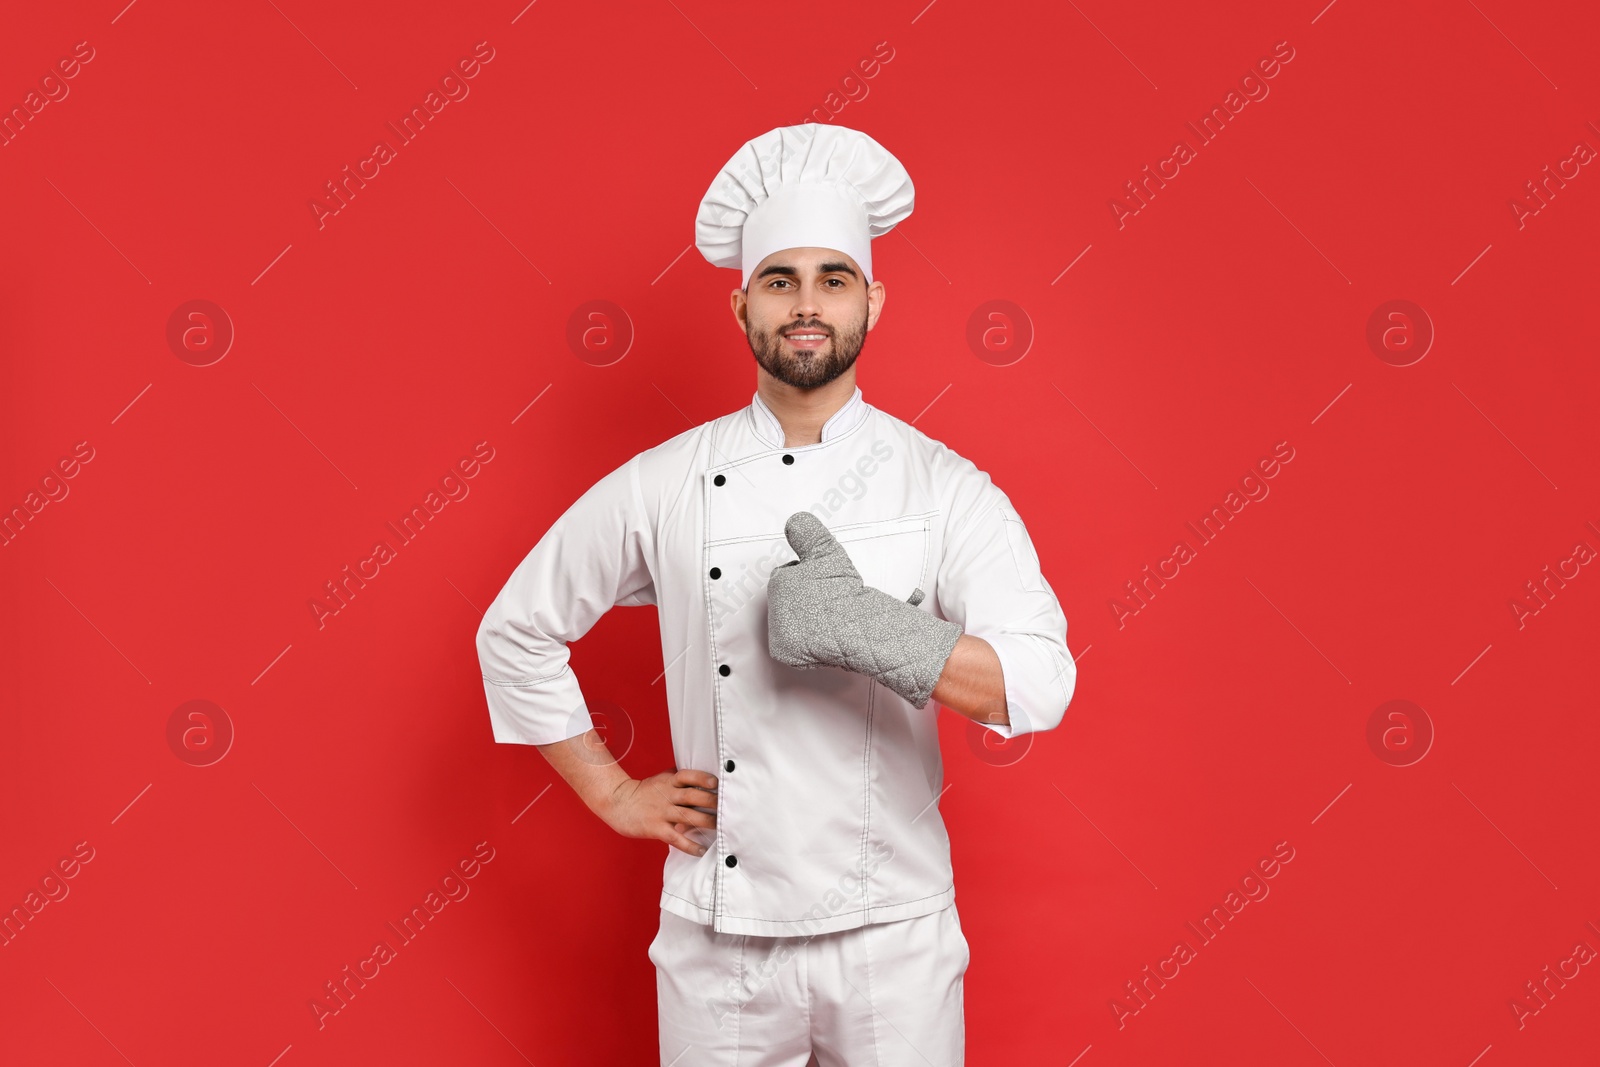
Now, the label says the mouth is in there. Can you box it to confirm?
[782,327,830,350]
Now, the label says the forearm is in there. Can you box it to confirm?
[930,633,1009,729]
[535,729,631,818]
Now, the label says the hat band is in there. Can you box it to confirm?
[740,183,872,289]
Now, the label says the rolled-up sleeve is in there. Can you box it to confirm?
[931,452,1075,740]
[476,453,657,746]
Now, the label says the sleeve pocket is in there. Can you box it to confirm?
[999,505,1047,592]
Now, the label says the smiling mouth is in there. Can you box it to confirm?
[782,329,830,348]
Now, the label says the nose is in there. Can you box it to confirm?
[790,282,825,321]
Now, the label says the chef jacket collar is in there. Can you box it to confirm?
[749,385,867,449]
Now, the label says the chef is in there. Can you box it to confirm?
[476,122,1076,1066]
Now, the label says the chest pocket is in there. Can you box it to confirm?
[826,512,936,605]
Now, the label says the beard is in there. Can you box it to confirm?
[746,307,867,390]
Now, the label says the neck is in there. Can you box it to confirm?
[756,367,858,447]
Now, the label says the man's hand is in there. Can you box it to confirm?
[767,511,963,709]
[600,769,719,857]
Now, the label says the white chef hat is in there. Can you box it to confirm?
[695,123,914,289]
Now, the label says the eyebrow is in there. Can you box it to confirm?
[755,260,859,282]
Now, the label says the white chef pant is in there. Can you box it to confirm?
[650,901,969,1066]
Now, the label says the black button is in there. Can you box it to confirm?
[725,855,738,868]
[718,664,731,676]
[709,566,721,579]
[724,759,735,772]
[782,454,794,465]
[713,474,726,486]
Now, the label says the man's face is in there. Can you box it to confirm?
[731,247,886,390]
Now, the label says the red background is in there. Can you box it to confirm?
[3,1,1598,1064]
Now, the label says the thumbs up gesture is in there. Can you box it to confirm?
[766,511,963,709]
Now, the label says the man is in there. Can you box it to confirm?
[476,123,1075,1066]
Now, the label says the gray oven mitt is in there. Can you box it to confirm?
[767,511,963,709]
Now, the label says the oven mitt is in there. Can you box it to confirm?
[767,511,964,709]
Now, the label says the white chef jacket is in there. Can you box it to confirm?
[476,385,1075,936]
